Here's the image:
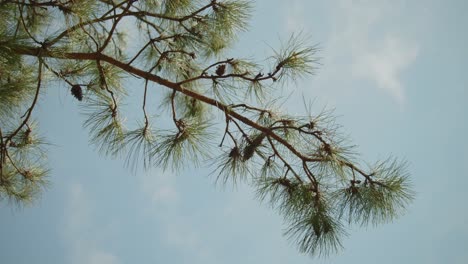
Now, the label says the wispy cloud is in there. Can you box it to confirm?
[351,36,419,104]
[85,250,121,264]
[139,170,179,207]
[282,0,306,34]
[330,0,419,105]
[282,0,419,106]
[62,183,121,264]
[138,169,214,261]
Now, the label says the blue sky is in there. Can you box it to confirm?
[1,0,467,263]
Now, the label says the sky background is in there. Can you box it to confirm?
[1,0,468,263]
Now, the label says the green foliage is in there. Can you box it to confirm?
[153,119,213,171]
[0,123,49,204]
[82,87,123,155]
[0,65,37,118]
[333,159,414,226]
[214,146,250,185]
[0,0,414,257]
[272,34,320,82]
[123,125,157,171]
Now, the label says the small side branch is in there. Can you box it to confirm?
[5,59,43,144]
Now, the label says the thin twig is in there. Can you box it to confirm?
[5,59,43,144]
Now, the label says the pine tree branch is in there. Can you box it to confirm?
[142,79,149,130]
[8,45,329,165]
[7,44,390,188]
[98,1,134,53]
[0,1,414,255]
[5,59,43,145]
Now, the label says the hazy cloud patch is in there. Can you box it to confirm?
[282,0,419,106]
[62,183,121,264]
[139,169,179,207]
[351,36,419,104]
[86,250,121,264]
[282,0,306,34]
[328,0,419,105]
[138,170,214,261]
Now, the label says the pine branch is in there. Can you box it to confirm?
[0,1,414,256]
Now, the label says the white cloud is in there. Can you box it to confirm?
[62,183,121,264]
[351,36,419,104]
[138,169,213,260]
[282,0,419,106]
[65,183,90,234]
[329,0,419,105]
[86,250,121,264]
[282,0,306,34]
[139,169,179,206]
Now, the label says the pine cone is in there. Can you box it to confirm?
[216,64,226,76]
[71,85,83,101]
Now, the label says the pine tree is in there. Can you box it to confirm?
[0,0,413,256]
